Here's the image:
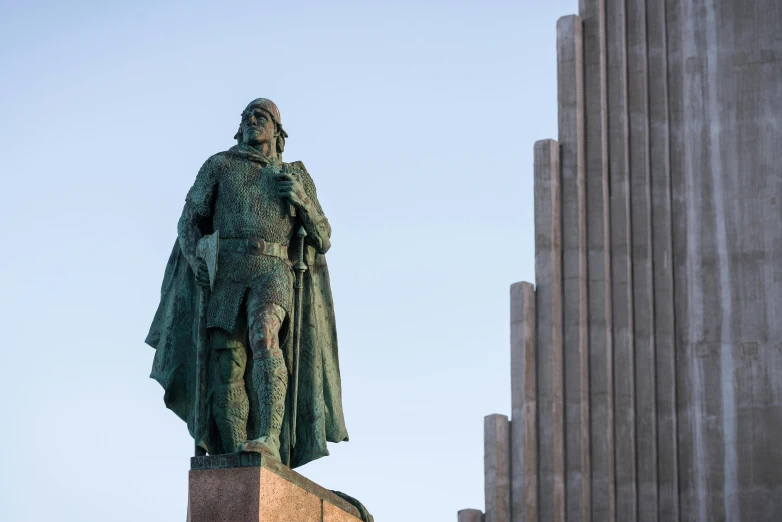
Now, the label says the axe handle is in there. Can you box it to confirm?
[194,286,210,456]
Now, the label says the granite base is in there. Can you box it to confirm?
[187,453,362,522]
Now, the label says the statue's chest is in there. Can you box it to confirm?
[219,162,284,214]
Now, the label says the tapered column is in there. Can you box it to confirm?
[510,282,537,522]
[458,509,485,522]
[484,414,511,522]
[556,14,591,522]
[605,0,637,519]
[625,1,658,520]
[580,1,615,520]
[533,139,564,522]
[670,0,782,519]
[664,2,693,520]
[646,0,679,519]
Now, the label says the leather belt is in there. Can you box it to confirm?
[220,238,290,264]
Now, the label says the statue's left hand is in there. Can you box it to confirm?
[275,172,311,210]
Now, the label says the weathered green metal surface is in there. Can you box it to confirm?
[145,99,348,470]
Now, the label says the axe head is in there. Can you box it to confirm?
[196,230,220,291]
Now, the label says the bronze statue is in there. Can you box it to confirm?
[145,99,348,469]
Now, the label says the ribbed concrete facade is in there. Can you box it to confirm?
[460,1,782,520]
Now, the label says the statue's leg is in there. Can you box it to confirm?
[210,328,250,453]
[238,299,287,460]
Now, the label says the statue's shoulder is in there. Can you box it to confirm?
[285,160,308,171]
[195,152,233,180]
[205,151,233,168]
[285,160,312,180]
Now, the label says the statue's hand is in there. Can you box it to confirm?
[195,258,210,288]
[275,172,311,210]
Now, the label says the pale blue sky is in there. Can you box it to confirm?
[0,0,575,520]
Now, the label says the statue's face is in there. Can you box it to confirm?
[240,106,277,147]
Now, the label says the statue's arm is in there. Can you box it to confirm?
[177,156,219,270]
[292,162,331,254]
[177,203,204,270]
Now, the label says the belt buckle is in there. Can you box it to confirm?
[248,239,264,255]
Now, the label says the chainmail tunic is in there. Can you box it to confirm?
[185,146,322,332]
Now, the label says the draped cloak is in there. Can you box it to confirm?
[145,160,348,469]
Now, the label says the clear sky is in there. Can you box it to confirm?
[0,0,575,520]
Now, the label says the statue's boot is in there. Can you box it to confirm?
[213,381,250,453]
[239,353,287,460]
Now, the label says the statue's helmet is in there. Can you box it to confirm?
[243,98,283,129]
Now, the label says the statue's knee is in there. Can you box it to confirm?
[216,348,247,384]
[215,346,247,383]
[250,326,279,357]
[210,329,248,383]
[249,304,285,359]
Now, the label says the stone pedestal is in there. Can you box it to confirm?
[188,453,362,522]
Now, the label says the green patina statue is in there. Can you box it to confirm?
[145,98,348,469]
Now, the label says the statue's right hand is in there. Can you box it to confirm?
[195,258,210,288]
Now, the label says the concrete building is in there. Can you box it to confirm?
[459,1,782,521]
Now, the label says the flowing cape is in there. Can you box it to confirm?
[145,240,348,468]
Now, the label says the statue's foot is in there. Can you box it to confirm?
[238,436,281,461]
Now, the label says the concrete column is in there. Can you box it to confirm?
[605,0,637,520]
[625,1,658,520]
[484,414,511,522]
[458,509,485,522]
[646,0,679,519]
[580,1,615,520]
[511,282,537,522]
[556,14,591,522]
[672,1,782,520]
[675,3,723,519]
[664,1,691,519]
[533,139,564,522]
[668,0,710,519]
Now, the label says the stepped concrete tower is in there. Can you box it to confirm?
[458,1,782,521]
